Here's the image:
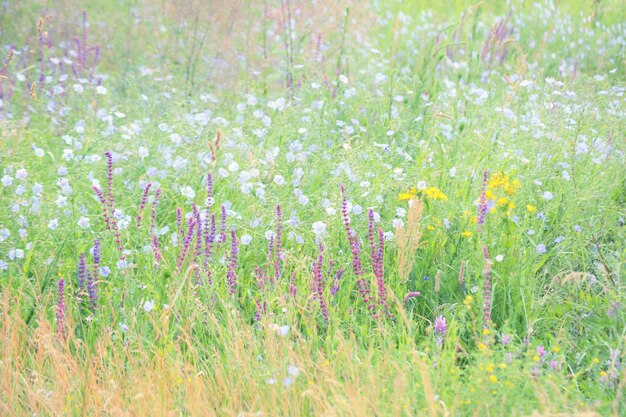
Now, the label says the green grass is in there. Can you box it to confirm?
[0,0,624,416]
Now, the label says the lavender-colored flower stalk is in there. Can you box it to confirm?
[102,152,125,258]
[204,213,216,263]
[403,291,421,304]
[482,245,493,329]
[226,228,239,295]
[92,237,101,280]
[255,266,266,291]
[86,270,97,310]
[219,204,227,244]
[330,268,343,297]
[434,315,447,347]
[289,270,298,298]
[176,207,183,237]
[477,170,489,231]
[92,185,110,229]
[375,227,391,317]
[56,277,66,339]
[136,182,152,228]
[312,244,329,323]
[77,253,86,290]
[151,188,161,232]
[255,299,266,321]
[152,233,162,265]
[176,218,196,271]
[341,185,374,315]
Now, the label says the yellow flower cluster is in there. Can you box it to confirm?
[422,186,448,201]
[488,172,521,195]
[485,172,521,216]
[398,186,447,201]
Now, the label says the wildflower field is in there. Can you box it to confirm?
[0,0,625,415]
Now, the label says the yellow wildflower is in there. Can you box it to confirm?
[592,357,600,364]
[422,186,447,201]
[482,329,490,335]
[461,231,472,238]
[489,375,498,383]
[398,187,417,201]
[526,204,537,213]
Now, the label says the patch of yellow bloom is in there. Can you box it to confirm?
[526,204,536,213]
[489,375,498,383]
[461,231,473,238]
[423,186,447,201]
[463,295,474,309]
[398,187,417,201]
[489,172,521,195]
[398,185,447,202]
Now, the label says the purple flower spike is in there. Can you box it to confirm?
[226,228,239,295]
[176,217,196,271]
[477,170,489,231]
[56,278,66,339]
[434,315,447,347]
[136,182,152,228]
[341,186,374,316]
[482,245,493,329]
[403,291,421,304]
[434,315,447,336]
[219,205,227,244]
[77,253,86,290]
[86,270,97,310]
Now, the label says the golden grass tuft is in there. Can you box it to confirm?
[396,198,424,283]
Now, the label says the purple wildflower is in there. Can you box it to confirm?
[477,170,489,231]
[312,243,329,323]
[482,245,493,329]
[136,182,152,228]
[151,188,161,231]
[289,270,298,298]
[403,291,421,304]
[434,315,447,347]
[77,253,86,290]
[176,207,183,237]
[86,270,97,310]
[176,217,196,271]
[226,228,239,295]
[375,228,391,317]
[92,238,101,280]
[92,185,110,229]
[152,233,161,265]
[341,185,373,315]
[204,213,216,262]
[56,278,66,340]
[219,204,227,244]
[330,268,343,297]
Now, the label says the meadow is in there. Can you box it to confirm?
[0,0,625,415]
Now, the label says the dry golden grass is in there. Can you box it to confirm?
[396,198,424,283]
[3,288,613,417]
